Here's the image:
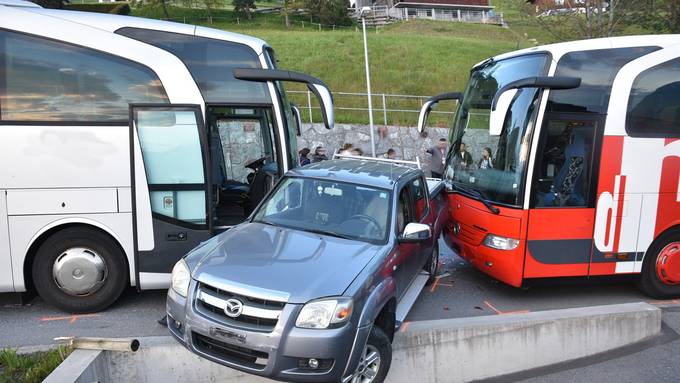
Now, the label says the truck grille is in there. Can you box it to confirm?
[192,332,268,370]
[194,282,285,332]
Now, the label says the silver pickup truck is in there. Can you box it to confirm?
[166,157,448,383]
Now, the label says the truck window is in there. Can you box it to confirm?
[397,187,414,233]
[626,57,680,137]
[0,30,168,122]
[115,28,270,104]
[410,177,428,221]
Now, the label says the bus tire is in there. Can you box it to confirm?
[639,228,680,299]
[32,227,128,313]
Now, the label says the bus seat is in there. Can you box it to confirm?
[541,131,588,207]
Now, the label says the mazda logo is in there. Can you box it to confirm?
[224,298,244,318]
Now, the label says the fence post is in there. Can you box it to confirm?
[307,91,313,124]
[302,21,304,28]
[183,16,186,24]
[333,25,335,31]
[319,23,322,31]
[382,94,388,126]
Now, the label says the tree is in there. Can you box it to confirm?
[524,0,637,39]
[281,0,303,28]
[303,0,352,26]
[629,0,680,33]
[234,0,257,19]
[33,0,68,8]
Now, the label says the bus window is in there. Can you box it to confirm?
[136,109,207,225]
[0,30,168,122]
[115,28,270,105]
[532,118,598,208]
[627,57,680,137]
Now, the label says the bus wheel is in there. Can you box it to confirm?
[640,229,680,299]
[32,227,127,313]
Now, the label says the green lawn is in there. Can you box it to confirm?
[130,4,537,125]
[0,347,72,383]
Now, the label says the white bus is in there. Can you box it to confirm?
[0,0,334,312]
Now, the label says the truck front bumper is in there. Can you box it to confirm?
[166,283,370,383]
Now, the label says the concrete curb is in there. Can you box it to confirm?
[44,302,661,383]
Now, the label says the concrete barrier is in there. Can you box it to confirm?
[44,302,661,383]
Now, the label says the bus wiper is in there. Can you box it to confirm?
[452,182,500,215]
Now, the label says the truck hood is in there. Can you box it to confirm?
[189,222,383,304]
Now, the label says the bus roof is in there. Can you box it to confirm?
[8,4,269,54]
[474,34,680,70]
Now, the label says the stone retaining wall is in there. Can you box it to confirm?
[296,123,493,175]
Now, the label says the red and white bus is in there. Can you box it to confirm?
[419,35,680,298]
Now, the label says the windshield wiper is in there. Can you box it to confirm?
[304,228,355,241]
[451,182,500,215]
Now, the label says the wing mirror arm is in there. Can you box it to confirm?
[233,68,335,130]
[418,92,462,133]
[489,76,581,136]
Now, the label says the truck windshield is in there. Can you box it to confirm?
[253,177,391,243]
[446,54,549,206]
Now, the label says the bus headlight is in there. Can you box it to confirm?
[296,298,353,329]
[483,234,520,251]
[171,259,191,298]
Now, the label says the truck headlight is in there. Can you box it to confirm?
[171,259,191,298]
[483,234,520,251]
[296,298,353,329]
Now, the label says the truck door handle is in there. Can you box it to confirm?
[167,232,187,241]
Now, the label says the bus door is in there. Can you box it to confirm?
[524,113,603,278]
[130,105,212,287]
[206,105,280,230]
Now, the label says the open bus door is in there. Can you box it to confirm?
[130,104,213,289]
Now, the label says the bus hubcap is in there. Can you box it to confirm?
[53,247,107,296]
[656,242,680,285]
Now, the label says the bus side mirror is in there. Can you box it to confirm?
[489,89,518,136]
[489,76,581,136]
[291,104,302,136]
[417,92,462,133]
[233,68,335,130]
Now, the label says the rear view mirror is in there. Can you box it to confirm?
[417,92,462,133]
[234,68,335,130]
[291,104,302,136]
[489,76,581,136]
[399,222,432,243]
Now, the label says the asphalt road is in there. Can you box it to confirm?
[0,239,669,349]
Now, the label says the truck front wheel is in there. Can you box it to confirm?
[350,326,391,383]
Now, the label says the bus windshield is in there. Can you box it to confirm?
[446,54,549,206]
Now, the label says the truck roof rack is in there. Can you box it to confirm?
[332,151,421,169]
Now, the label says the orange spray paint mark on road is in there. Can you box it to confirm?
[40,314,100,324]
[483,300,530,316]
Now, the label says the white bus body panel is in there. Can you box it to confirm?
[8,213,135,291]
[7,189,119,216]
[0,192,13,291]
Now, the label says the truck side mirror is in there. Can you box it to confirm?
[233,68,335,130]
[398,222,431,243]
[291,104,302,136]
[489,76,581,136]
[417,92,462,133]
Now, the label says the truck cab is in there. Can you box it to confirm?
[167,157,448,383]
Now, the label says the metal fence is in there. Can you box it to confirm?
[287,90,460,127]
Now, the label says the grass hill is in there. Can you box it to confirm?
[131,3,540,125]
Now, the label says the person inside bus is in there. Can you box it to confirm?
[478,147,493,170]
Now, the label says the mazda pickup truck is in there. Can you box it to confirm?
[166,157,448,383]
